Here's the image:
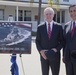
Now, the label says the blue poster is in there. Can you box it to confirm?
[0,21,31,54]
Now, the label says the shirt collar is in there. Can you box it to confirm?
[72,20,76,23]
[46,20,54,25]
[71,20,76,26]
[46,20,54,31]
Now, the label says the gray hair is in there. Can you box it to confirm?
[44,7,55,15]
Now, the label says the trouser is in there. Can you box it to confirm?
[65,61,76,75]
[41,57,60,75]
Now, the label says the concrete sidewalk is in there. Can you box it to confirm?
[0,40,66,75]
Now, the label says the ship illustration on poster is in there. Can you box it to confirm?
[0,22,32,54]
[0,26,30,46]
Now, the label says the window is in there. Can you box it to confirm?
[53,10,65,23]
[18,10,23,21]
[57,11,60,23]
[24,10,31,21]
[0,9,4,20]
[18,10,31,21]
[63,0,69,2]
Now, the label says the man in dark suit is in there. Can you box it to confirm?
[63,5,76,75]
[35,7,63,75]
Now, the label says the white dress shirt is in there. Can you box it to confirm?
[46,20,54,32]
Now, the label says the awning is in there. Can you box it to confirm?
[0,1,69,9]
[0,1,33,7]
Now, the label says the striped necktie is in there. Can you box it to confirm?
[71,21,75,38]
[48,23,51,39]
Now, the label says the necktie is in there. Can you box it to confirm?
[48,23,51,39]
[71,21,75,38]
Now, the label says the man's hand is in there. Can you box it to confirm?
[40,50,48,60]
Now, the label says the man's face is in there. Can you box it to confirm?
[69,6,76,20]
[44,10,54,22]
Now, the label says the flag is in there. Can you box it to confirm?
[48,0,60,11]
[55,0,60,11]
[48,0,53,7]
[10,54,19,75]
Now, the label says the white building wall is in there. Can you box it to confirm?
[65,10,71,23]
[0,6,15,21]
[4,6,15,21]
[31,7,38,21]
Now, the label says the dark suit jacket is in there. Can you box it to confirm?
[36,21,63,61]
[63,21,76,63]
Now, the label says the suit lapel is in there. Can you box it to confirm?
[65,22,71,35]
[43,22,49,39]
[51,23,55,38]
[65,22,72,39]
[65,21,76,40]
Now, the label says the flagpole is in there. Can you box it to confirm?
[19,54,25,75]
[37,0,42,25]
